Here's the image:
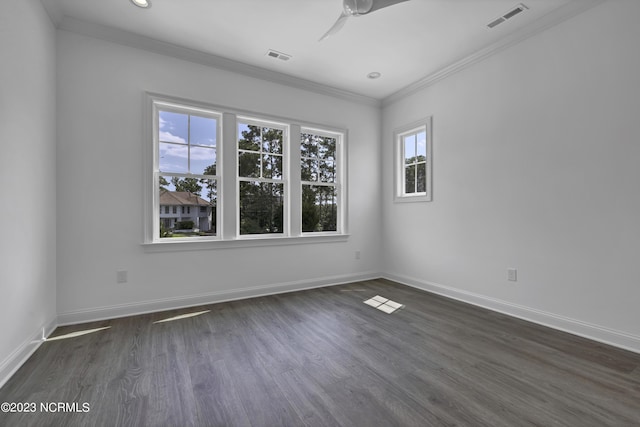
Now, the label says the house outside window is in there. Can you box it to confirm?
[153,99,219,239]
[145,94,347,245]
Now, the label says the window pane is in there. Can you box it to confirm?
[190,116,217,147]
[319,160,335,183]
[318,136,336,160]
[416,162,426,193]
[262,127,283,154]
[190,147,216,175]
[302,185,337,232]
[159,175,216,238]
[301,158,318,182]
[416,131,427,160]
[238,124,261,151]
[239,182,284,234]
[301,133,317,157]
[159,111,188,144]
[239,152,260,177]
[159,143,188,173]
[404,134,416,164]
[262,155,282,179]
[405,165,416,194]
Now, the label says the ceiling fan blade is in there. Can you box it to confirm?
[367,0,410,14]
[319,12,349,41]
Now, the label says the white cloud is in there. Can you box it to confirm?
[160,143,188,158]
[190,146,216,160]
[159,131,186,144]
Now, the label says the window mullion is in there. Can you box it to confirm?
[222,112,237,239]
[187,114,191,173]
[290,124,301,236]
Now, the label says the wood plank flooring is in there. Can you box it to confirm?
[1,279,639,426]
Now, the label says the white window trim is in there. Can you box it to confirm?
[236,116,290,238]
[300,126,346,235]
[143,92,349,249]
[393,117,433,203]
[150,98,222,243]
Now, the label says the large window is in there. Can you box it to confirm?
[301,130,338,232]
[145,94,346,246]
[238,120,286,235]
[154,102,220,239]
[394,118,432,202]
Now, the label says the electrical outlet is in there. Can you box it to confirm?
[117,270,128,284]
[355,250,361,260]
[507,268,517,282]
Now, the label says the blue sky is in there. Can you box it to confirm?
[404,131,427,161]
[158,110,217,175]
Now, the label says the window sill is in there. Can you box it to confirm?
[142,233,350,253]
[394,194,432,203]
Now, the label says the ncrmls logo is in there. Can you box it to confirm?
[40,402,90,413]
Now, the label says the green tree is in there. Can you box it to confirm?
[301,134,337,232]
[238,125,283,234]
[198,164,217,233]
[171,177,202,194]
[302,186,320,232]
[159,176,170,191]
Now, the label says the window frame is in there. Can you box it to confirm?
[236,116,290,239]
[150,98,222,243]
[300,127,344,235]
[143,93,349,249]
[394,117,433,203]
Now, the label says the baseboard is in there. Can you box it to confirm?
[0,317,58,390]
[384,272,640,355]
[58,271,381,326]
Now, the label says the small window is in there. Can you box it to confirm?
[394,118,432,202]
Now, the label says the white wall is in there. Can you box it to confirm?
[382,1,640,351]
[56,30,382,322]
[0,0,57,386]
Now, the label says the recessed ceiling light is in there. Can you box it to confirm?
[130,0,151,8]
[367,72,382,79]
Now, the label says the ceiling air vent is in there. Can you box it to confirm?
[266,49,292,61]
[487,3,529,29]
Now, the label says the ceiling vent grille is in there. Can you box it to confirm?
[487,3,528,29]
[266,49,292,61]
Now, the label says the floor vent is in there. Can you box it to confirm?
[266,49,292,61]
[487,3,528,29]
[364,295,404,314]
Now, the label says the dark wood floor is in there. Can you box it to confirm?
[1,279,639,426]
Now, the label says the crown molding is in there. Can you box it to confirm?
[382,0,608,108]
[57,16,381,108]
[55,0,607,110]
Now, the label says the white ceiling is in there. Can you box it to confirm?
[42,0,590,101]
